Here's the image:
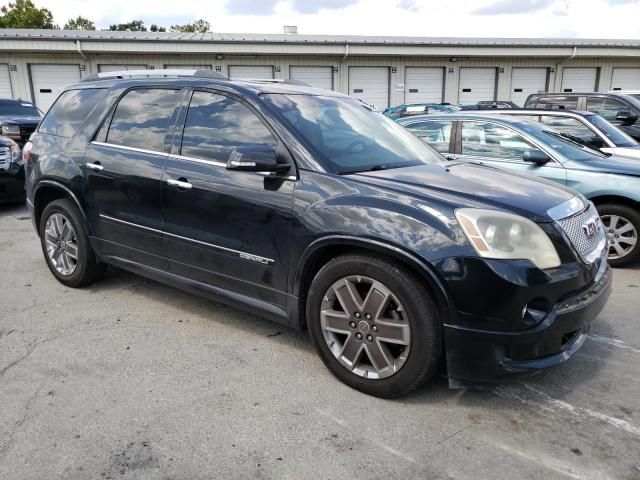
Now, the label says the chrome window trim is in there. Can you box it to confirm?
[99,214,275,265]
[169,153,297,181]
[91,141,167,157]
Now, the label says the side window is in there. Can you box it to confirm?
[39,89,108,137]
[106,89,180,152]
[406,121,453,153]
[461,121,537,160]
[539,116,604,148]
[181,91,277,162]
[586,97,629,121]
[537,96,579,110]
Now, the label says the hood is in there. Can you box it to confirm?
[601,146,640,161]
[350,162,577,223]
[0,116,41,126]
[568,153,640,175]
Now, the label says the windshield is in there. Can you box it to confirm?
[0,101,40,117]
[587,114,638,147]
[263,94,443,174]
[518,122,607,161]
[628,94,640,102]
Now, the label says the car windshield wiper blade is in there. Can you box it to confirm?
[542,130,607,156]
[338,163,412,175]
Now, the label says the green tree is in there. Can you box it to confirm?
[108,20,146,31]
[63,15,95,30]
[149,24,166,32]
[0,0,55,28]
[170,18,210,33]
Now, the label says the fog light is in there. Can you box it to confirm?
[521,298,550,328]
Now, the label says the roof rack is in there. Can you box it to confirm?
[232,78,310,87]
[81,69,228,82]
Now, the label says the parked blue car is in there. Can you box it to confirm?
[382,103,460,120]
[398,113,640,267]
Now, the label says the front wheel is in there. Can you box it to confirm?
[307,253,443,398]
[598,203,640,268]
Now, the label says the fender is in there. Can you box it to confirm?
[33,179,93,236]
[293,235,455,323]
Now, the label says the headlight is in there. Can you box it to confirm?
[9,143,22,165]
[1,124,20,136]
[455,208,561,269]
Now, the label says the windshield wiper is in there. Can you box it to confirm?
[542,130,608,156]
[338,163,411,175]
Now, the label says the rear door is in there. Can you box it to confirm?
[457,120,567,185]
[84,87,183,269]
[161,89,295,307]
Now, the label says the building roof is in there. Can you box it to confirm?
[1,28,639,47]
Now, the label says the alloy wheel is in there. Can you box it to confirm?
[601,214,638,260]
[320,275,411,379]
[44,213,79,276]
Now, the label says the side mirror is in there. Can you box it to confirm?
[615,111,638,125]
[226,145,290,173]
[523,149,551,165]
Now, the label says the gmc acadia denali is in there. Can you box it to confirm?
[25,70,611,397]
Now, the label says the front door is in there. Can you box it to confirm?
[84,87,182,268]
[161,89,295,307]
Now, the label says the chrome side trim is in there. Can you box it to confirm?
[99,214,275,266]
[91,141,167,157]
[547,196,586,221]
[170,153,297,181]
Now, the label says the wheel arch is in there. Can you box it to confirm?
[293,236,453,330]
[33,180,92,236]
[590,194,640,210]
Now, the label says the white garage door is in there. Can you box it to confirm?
[459,68,497,104]
[228,66,274,80]
[349,67,389,110]
[404,67,443,104]
[611,68,640,91]
[98,64,147,73]
[165,65,212,70]
[561,68,598,93]
[30,64,81,112]
[289,66,333,90]
[0,64,13,98]
[510,68,548,107]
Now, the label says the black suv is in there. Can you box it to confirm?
[0,98,42,147]
[25,70,612,397]
[524,92,640,141]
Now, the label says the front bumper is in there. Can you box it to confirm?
[0,166,25,203]
[442,258,612,385]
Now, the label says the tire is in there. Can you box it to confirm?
[597,203,640,268]
[39,198,106,287]
[306,252,443,398]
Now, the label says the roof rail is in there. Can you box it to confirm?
[81,69,228,82]
[233,78,310,87]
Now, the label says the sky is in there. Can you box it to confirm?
[38,0,640,38]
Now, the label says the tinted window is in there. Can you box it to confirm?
[0,100,40,117]
[537,96,579,110]
[587,114,638,147]
[181,91,276,162]
[39,89,107,137]
[264,94,442,174]
[461,121,537,160]
[539,116,604,148]
[586,97,629,121]
[107,89,179,152]
[406,121,453,153]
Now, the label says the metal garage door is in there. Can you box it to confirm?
[404,67,443,104]
[349,67,389,110]
[98,65,147,72]
[165,65,212,70]
[0,64,13,98]
[289,66,333,90]
[458,68,497,104]
[561,68,598,93]
[510,68,548,107]
[228,66,274,80]
[611,68,640,91]
[30,64,81,112]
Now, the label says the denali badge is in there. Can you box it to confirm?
[582,217,599,239]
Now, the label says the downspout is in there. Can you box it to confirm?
[343,43,349,61]
[555,46,578,92]
[76,40,87,60]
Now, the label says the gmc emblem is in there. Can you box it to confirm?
[582,218,599,239]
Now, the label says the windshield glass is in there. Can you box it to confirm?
[587,114,638,147]
[263,94,443,174]
[628,94,640,102]
[0,101,40,117]
[518,121,607,161]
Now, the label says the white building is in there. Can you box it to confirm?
[1,29,640,111]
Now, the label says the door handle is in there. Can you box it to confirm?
[167,178,193,190]
[85,162,104,172]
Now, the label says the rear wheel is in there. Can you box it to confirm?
[39,199,106,287]
[598,203,640,268]
[307,253,442,398]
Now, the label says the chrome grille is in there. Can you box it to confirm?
[557,203,605,262]
[0,146,10,170]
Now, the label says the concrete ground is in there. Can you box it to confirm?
[1,203,639,480]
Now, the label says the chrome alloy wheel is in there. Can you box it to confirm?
[602,214,638,260]
[320,275,411,379]
[44,213,79,276]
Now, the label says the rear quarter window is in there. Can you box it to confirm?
[38,88,108,137]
